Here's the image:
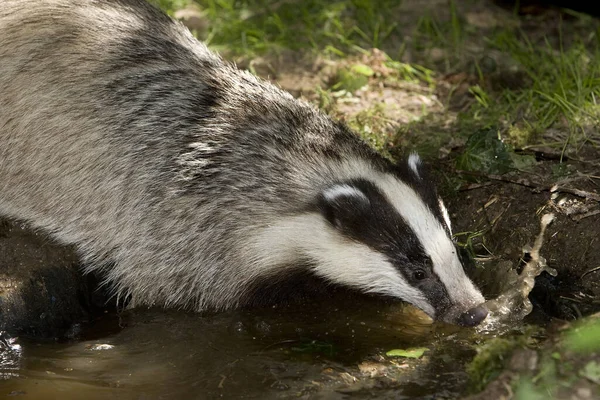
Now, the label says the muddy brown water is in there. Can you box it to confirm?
[0,299,491,399]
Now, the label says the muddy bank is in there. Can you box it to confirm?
[444,157,600,321]
[0,220,107,338]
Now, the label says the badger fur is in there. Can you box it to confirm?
[0,0,487,326]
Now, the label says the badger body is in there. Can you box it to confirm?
[0,0,487,326]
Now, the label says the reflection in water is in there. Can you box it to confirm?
[1,296,482,399]
[0,332,21,380]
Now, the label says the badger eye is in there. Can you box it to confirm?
[413,269,427,281]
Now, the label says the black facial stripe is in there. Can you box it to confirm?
[319,179,430,275]
[419,270,452,315]
[317,178,457,315]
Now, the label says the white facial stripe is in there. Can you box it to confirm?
[438,198,452,233]
[376,175,484,308]
[408,153,421,179]
[249,214,435,317]
[323,184,368,203]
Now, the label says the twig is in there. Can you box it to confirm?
[573,209,600,221]
[490,203,512,234]
[218,374,227,389]
[458,181,494,192]
[550,185,600,202]
[456,170,545,191]
[581,266,600,280]
[456,170,600,202]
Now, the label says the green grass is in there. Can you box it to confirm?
[564,318,600,353]
[154,0,600,157]
[413,9,600,156]
[412,2,467,70]
[195,0,402,58]
[464,27,600,148]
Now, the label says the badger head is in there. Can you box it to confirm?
[309,153,487,326]
[250,154,487,326]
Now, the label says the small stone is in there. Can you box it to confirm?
[576,387,592,399]
[358,361,387,377]
[508,349,538,372]
[338,372,357,385]
[88,343,115,351]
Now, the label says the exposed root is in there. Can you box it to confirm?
[478,214,556,332]
[550,185,600,203]
[581,266,600,280]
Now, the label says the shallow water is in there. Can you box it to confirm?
[0,296,485,399]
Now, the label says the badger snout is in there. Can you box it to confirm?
[457,305,488,327]
[439,303,488,327]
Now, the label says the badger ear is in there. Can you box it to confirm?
[318,183,371,230]
[406,152,423,180]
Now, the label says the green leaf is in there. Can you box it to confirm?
[456,128,514,175]
[351,63,375,77]
[386,347,429,358]
[334,68,369,92]
[509,152,537,170]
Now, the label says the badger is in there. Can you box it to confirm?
[0,0,488,326]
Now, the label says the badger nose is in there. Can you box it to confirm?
[458,305,488,327]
